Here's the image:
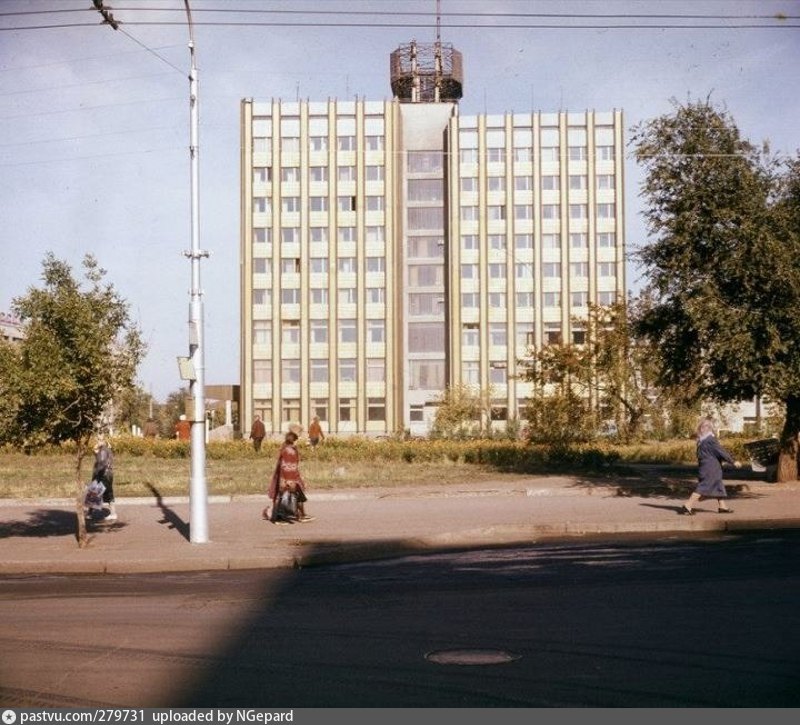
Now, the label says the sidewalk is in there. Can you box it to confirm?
[1,466,799,575]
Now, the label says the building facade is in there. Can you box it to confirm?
[239,66,625,438]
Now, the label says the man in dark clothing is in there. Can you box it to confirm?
[92,434,116,521]
[250,415,266,452]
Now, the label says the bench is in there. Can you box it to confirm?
[743,438,780,473]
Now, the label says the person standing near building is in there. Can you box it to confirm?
[174,414,191,441]
[680,417,741,515]
[92,434,116,522]
[250,415,266,452]
[308,415,325,448]
[263,424,314,523]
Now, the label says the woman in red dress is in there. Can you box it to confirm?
[264,426,313,523]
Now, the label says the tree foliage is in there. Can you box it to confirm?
[2,253,146,543]
[630,98,800,480]
[430,384,489,439]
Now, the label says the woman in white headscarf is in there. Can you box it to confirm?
[680,417,740,516]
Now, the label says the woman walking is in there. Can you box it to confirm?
[263,425,314,524]
[681,417,741,515]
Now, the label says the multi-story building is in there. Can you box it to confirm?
[0,313,24,344]
[240,41,625,438]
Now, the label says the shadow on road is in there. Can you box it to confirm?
[0,508,127,539]
[145,482,190,542]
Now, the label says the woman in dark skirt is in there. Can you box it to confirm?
[681,417,741,515]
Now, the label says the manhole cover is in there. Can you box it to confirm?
[425,648,522,665]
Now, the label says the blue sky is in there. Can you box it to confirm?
[1,0,798,401]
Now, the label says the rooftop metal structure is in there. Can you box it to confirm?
[390,40,463,103]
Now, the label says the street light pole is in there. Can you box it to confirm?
[184,0,209,544]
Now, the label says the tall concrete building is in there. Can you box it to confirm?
[240,41,625,438]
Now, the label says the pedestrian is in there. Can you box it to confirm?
[143,417,159,439]
[92,434,117,521]
[263,424,314,524]
[174,414,191,441]
[308,415,325,447]
[250,414,266,452]
[680,417,741,516]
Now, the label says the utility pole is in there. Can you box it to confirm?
[94,0,209,543]
[184,0,210,544]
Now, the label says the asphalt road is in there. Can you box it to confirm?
[1,531,799,708]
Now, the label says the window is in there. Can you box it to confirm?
[514,233,533,250]
[367,358,385,382]
[408,178,444,201]
[408,150,443,172]
[282,398,301,423]
[487,147,505,163]
[281,288,300,304]
[542,233,560,249]
[310,359,328,382]
[253,359,271,384]
[542,175,559,191]
[460,148,479,163]
[543,262,561,277]
[409,292,443,316]
[543,292,561,307]
[598,232,616,248]
[310,288,328,304]
[338,397,355,422]
[461,263,478,280]
[462,292,479,308]
[367,397,386,422]
[545,324,562,345]
[487,176,505,192]
[572,328,587,345]
[253,320,271,344]
[310,227,328,243]
[366,257,385,273]
[597,203,615,219]
[514,147,532,163]
[253,167,271,184]
[280,167,299,184]
[516,291,534,308]
[410,404,424,422]
[253,228,271,245]
[338,227,356,243]
[597,146,614,161]
[339,319,357,343]
[278,194,298,213]
[489,263,506,280]
[598,290,617,305]
[339,359,357,383]
[338,257,356,274]
[489,234,506,251]
[310,320,328,344]
[309,196,328,212]
[489,362,507,385]
[253,289,268,305]
[338,166,356,182]
[366,226,385,243]
[281,359,300,383]
[461,177,478,193]
[462,361,480,385]
[253,258,270,275]
[462,324,479,346]
[408,322,445,353]
[569,204,587,220]
[365,135,384,151]
[338,196,356,212]
[338,136,356,151]
[570,262,589,277]
[410,360,445,389]
[514,176,532,191]
[570,233,588,249]
[597,174,615,190]
[571,291,588,308]
[489,323,507,347]
[253,197,268,213]
[542,204,560,220]
[367,319,385,343]
[598,262,616,277]
[366,165,384,181]
[569,174,587,190]
[311,399,328,422]
[310,136,328,152]
[368,287,385,304]
[514,205,533,220]
[366,196,384,212]
[461,206,479,222]
[338,287,357,304]
[310,257,327,274]
[281,258,301,275]
[462,234,479,250]
[281,227,299,244]
[282,320,300,344]
[516,263,533,279]
[568,146,587,161]
[488,292,506,308]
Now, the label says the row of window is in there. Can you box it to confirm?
[254,165,385,184]
[461,174,615,192]
[459,203,617,221]
[254,396,386,426]
[460,261,617,279]
[253,136,384,154]
[460,232,616,250]
[457,146,614,164]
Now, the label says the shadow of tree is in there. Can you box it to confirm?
[0,508,127,539]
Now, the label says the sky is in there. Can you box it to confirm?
[1,0,798,402]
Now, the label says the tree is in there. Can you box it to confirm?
[6,253,145,545]
[430,384,488,439]
[631,98,800,480]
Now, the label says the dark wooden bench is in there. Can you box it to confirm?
[743,438,780,473]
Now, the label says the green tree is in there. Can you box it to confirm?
[631,98,800,480]
[430,384,490,439]
[6,253,146,545]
